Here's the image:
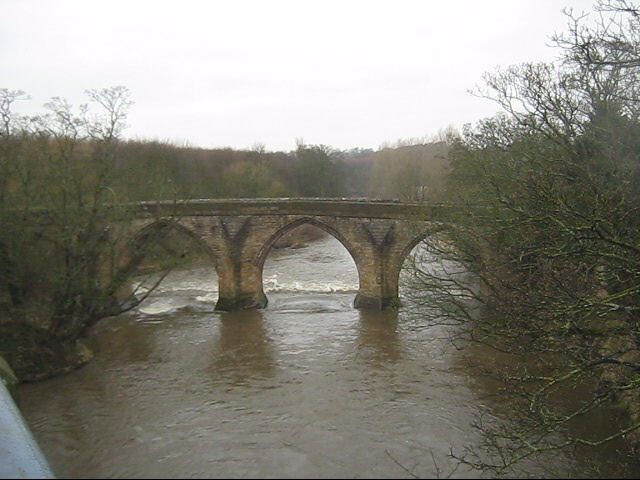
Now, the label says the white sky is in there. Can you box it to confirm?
[1,0,595,151]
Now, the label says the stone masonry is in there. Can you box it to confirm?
[130,199,450,311]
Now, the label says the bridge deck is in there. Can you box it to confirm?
[134,198,453,220]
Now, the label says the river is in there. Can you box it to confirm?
[17,234,637,478]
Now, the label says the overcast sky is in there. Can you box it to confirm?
[2,0,595,151]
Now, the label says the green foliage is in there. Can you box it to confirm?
[294,143,345,197]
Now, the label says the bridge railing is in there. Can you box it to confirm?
[0,360,55,479]
[11,197,471,224]
[131,198,462,220]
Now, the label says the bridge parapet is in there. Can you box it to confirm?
[133,198,455,221]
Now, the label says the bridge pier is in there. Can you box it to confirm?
[216,290,267,311]
[215,258,267,311]
[353,293,399,310]
[353,251,402,310]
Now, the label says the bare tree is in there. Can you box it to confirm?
[0,87,188,379]
[407,1,640,475]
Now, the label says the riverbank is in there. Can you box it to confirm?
[0,226,329,383]
[0,322,93,382]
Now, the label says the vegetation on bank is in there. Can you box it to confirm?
[0,87,157,380]
[408,0,640,473]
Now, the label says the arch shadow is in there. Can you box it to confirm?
[125,218,221,289]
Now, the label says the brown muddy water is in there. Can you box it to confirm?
[17,235,638,478]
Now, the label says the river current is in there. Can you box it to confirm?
[17,234,636,478]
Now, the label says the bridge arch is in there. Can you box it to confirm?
[393,231,430,283]
[386,225,448,304]
[256,217,363,296]
[257,217,361,270]
[398,230,433,269]
[129,218,222,276]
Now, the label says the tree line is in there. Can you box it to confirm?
[112,136,450,202]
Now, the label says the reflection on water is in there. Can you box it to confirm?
[16,236,638,478]
[209,310,275,385]
[356,310,402,366]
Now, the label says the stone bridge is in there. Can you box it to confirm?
[130,199,451,311]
